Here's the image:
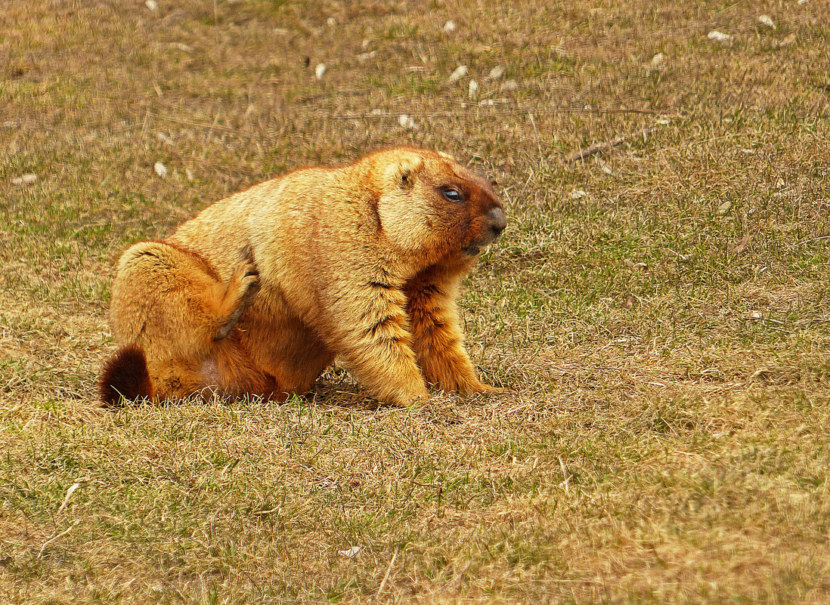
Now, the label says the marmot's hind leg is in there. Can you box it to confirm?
[108,241,261,400]
[214,246,261,340]
[111,242,259,353]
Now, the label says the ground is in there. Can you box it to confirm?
[1,0,829,602]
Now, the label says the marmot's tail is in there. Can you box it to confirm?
[99,345,154,405]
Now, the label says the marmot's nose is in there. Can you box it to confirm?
[487,206,506,236]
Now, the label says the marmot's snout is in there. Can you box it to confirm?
[464,205,507,256]
[487,207,507,240]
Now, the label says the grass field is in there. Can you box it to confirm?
[1,0,829,602]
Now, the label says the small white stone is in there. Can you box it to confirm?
[338,546,362,558]
[12,173,37,186]
[361,39,371,49]
[500,79,518,92]
[650,52,666,66]
[154,162,167,178]
[758,15,775,29]
[315,63,327,79]
[442,20,456,34]
[398,114,417,130]
[447,64,468,83]
[156,132,174,145]
[707,30,731,42]
[185,168,194,181]
[598,159,615,176]
[487,65,505,80]
[145,0,158,11]
[570,189,588,200]
[777,33,797,47]
[468,79,479,98]
[326,17,336,27]
[357,51,376,63]
[798,0,808,5]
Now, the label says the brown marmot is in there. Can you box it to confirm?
[100,147,507,407]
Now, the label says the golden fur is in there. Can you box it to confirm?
[100,147,507,406]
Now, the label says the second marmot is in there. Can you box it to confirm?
[100,146,507,406]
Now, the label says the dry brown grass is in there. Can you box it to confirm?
[1,0,829,602]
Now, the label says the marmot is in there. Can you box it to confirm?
[100,147,507,407]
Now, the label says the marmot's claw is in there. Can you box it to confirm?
[465,381,506,395]
[240,271,261,298]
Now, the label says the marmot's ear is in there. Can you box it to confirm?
[387,154,424,189]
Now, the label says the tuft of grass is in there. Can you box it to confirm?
[1,0,829,602]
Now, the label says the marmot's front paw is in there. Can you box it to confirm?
[478,384,507,395]
[461,380,506,395]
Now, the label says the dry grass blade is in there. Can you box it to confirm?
[37,521,81,560]
[793,235,830,248]
[566,126,657,162]
[55,483,81,514]
[375,550,398,599]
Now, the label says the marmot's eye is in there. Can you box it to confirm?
[440,188,464,203]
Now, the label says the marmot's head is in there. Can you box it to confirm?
[371,147,506,266]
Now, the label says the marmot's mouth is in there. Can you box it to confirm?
[464,228,504,256]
